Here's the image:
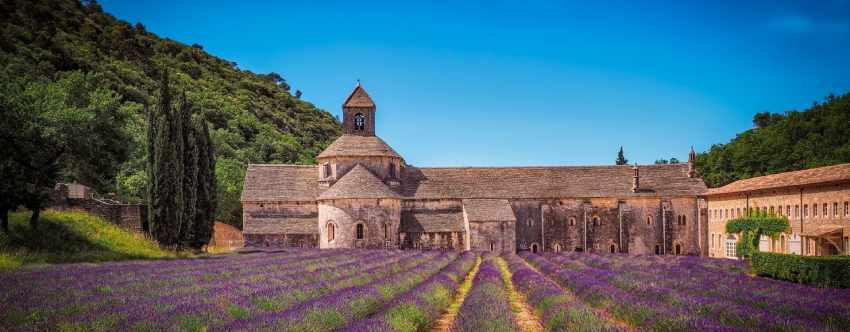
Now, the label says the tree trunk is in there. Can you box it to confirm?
[1,208,8,233]
[29,208,40,229]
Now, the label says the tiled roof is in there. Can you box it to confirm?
[705,163,850,196]
[243,216,317,235]
[400,164,706,199]
[317,135,402,159]
[241,165,317,202]
[400,208,465,232]
[343,84,375,108]
[318,164,401,200]
[463,199,516,222]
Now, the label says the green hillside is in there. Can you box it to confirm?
[0,210,178,269]
[0,0,342,226]
[697,93,850,188]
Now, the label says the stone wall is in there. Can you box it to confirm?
[512,197,701,255]
[468,221,515,253]
[318,198,401,249]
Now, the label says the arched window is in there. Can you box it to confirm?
[354,113,365,131]
[327,222,335,242]
[610,244,617,253]
[833,202,839,217]
[823,203,828,217]
[356,223,364,240]
[681,215,686,226]
[569,218,576,226]
[813,204,818,217]
[553,243,562,253]
[646,216,653,226]
[490,242,495,251]
[780,234,786,253]
[675,244,682,255]
[388,162,396,178]
[531,243,539,253]
[322,163,331,179]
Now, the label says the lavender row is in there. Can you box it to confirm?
[502,254,620,331]
[450,256,518,332]
[220,251,456,331]
[342,252,477,332]
[522,253,734,331]
[111,250,433,331]
[1,249,382,317]
[0,250,418,331]
[549,253,850,330]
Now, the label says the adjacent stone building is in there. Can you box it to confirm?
[705,163,850,258]
[241,84,709,254]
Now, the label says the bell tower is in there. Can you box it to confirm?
[342,82,376,136]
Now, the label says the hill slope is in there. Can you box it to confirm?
[0,210,176,269]
[697,93,850,188]
[0,0,342,226]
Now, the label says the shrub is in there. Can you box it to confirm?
[751,252,850,288]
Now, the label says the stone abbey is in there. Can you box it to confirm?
[241,84,850,256]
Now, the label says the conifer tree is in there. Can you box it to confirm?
[616,146,628,165]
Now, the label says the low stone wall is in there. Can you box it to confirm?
[52,197,146,232]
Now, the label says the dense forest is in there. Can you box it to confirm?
[696,93,850,188]
[0,0,341,227]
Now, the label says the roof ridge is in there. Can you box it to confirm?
[318,164,400,200]
[409,164,687,170]
[248,164,316,168]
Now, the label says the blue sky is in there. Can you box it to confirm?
[100,0,850,167]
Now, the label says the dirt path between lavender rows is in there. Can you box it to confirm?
[519,255,635,331]
[430,255,481,332]
[495,256,544,332]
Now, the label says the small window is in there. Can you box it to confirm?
[356,223,364,240]
[823,203,828,217]
[786,205,791,217]
[569,218,576,226]
[845,202,849,216]
[531,243,539,253]
[592,217,600,226]
[646,216,653,225]
[322,163,332,179]
[804,204,808,217]
[834,202,839,217]
[327,222,335,242]
[354,113,365,131]
[654,245,661,255]
[553,243,562,252]
[737,208,741,217]
[610,244,617,253]
[388,162,396,178]
[769,206,775,215]
[813,204,818,217]
[795,205,799,217]
[725,238,737,258]
[675,244,682,255]
[490,242,495,251]
[681,215,686,226]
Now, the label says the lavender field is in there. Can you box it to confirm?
[1,249,849,331]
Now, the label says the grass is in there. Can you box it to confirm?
[0,209,179,269]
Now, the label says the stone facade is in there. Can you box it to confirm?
[705,164,850,258]
[241,84,709,254]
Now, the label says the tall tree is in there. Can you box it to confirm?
[615,146,628,165]
[0,71,129,228]
[147,70,217,249]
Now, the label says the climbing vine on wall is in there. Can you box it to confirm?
[725,212,790,258]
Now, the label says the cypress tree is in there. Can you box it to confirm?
[192,117,216,248]
[178,93,199,249]
[616,146,628,165]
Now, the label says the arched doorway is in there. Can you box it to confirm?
[610,244,617,253]
[654,245,661,255]
[530,243,539,253]
[553,243,562,253]
[675,243,682,255]
[355,223,364,240]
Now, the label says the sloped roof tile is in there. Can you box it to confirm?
[241,165,316,202]
[318,164,401,200]
[400,208,465,232]
[463,199,516,222]
[705,163,850,195]
[317,135,401,159]
[343,84,375,108]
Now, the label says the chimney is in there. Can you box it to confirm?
[687,146,696,178]
[632,163,640,192]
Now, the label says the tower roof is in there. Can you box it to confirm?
[317,134,401,159]
[342,83,375,108]
[318,164,400,200]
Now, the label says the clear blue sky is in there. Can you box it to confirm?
[100,0,850,167]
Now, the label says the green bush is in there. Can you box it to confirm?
[751,252,850,288]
